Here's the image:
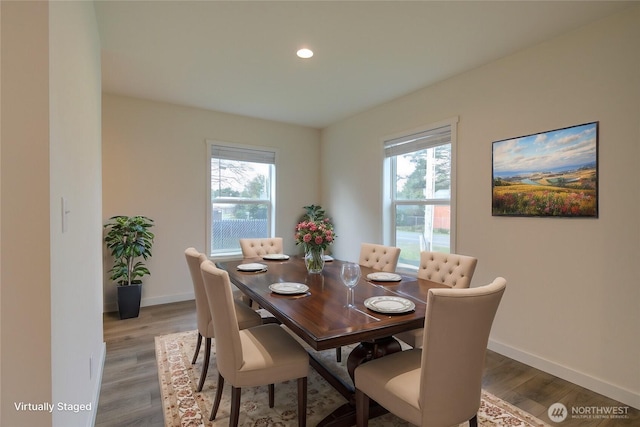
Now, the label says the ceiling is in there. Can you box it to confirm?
[95,1,633,129]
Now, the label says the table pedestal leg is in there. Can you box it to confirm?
[347,336,402,382]
[317,337,403,427]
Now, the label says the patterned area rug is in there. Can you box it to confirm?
[156,330,550,427]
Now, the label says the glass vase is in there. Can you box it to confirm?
[304,247,325,274]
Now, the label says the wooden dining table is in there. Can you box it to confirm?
[216,255,447,426]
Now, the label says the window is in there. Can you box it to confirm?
[384,118,457,270]
[206,141,276,257]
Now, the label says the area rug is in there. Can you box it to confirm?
[156,330,550,427]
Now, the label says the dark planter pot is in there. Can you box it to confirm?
[117,283,142,319]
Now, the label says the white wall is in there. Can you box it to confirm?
[49,2,104,426]
[1,2,104,426]
[1,2,52,425]
[102,95,320,310]
[321,7,640,408]
[0,0,3,414]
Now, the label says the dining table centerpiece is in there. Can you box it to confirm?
[295,205,336,274]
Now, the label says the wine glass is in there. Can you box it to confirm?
[340,262,361,308]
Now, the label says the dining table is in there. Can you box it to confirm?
[216,255,447,427]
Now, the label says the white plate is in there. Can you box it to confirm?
[237,263,267,272]
[269,282,309,295]
[367,272,402,282]
[262,254,290,260]
[364,296,415,314]
[323,255,334,262]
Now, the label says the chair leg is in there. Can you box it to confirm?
[191,332,202,364]
[196,337,211,392]
[298,377,307,427]
[230,386,242,427]
[355,388,370,427]
[335,346,342,362]
[268,384,275,408]
[210,373,224,421]
[469,414,478,427]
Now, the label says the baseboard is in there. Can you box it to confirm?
[90,342,106,427]
[488,338,640,410]
[140,292,195,308]
[103,291,195,313]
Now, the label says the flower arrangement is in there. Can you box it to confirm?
[295,204,336,250]
[295,205,336,273]
[294,217,335,251]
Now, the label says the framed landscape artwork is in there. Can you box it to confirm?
[492,122,598,218]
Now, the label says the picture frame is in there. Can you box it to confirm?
[492,122,598,218]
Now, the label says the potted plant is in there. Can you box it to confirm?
[104,215,155,319]
[301,204,326,222]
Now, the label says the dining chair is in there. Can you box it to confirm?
[184,248,262,392]
[200,260,309,426]
[358,243,401,272]
[394,250,478,348]
[239,237,284,258]
[355,277,506,427]
[238,237,284,308]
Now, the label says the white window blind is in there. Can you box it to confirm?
[384,125,451,158]
[211,144,276,164]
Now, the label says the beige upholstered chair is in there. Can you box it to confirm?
[394,251,478,348]
[238,237,284,307]
[417,250,478,288]
[239,237,284,258]
[355,277,506,427]
[184,248,262,392]
[200,260,309,426]
[358,243,401,272]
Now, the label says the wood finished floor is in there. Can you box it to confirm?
[95,300,638,426]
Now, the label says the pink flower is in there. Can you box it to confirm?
[294,213,336,249]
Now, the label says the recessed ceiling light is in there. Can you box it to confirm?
[296,48,313,59]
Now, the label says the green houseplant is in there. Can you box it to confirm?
[104,215,155,319]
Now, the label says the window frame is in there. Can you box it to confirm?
[206,140,277,259]
[382,117,458,272]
